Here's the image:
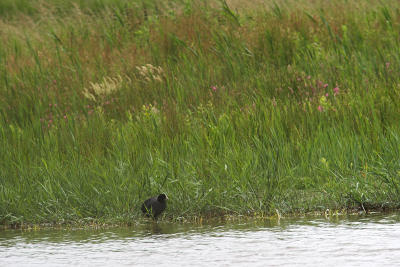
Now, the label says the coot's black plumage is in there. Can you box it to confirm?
[141,194,168,219]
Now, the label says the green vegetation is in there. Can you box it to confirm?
[1,0,400,226]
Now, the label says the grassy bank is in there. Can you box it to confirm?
[1,0,400,226]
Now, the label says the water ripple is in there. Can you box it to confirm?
[1,213,400,266]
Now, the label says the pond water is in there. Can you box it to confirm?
[1,213,400,266]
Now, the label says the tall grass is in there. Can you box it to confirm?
[1,0,400,226]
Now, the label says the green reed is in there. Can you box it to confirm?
[1,0,400,226]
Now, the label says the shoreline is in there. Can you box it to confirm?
[2,207,399,231]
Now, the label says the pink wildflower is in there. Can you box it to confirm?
[325,93,329,97]
[323,84,328,88]
[63,115,67,119]
[318,105,323,112]
[333,87,340,96]
[212,86,217,92]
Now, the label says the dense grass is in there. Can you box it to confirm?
[1,0,400,226]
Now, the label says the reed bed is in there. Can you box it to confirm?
[1,0,400,226]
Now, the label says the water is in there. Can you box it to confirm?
[1,213,400,266]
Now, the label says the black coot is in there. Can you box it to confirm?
[141,194,168,219]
